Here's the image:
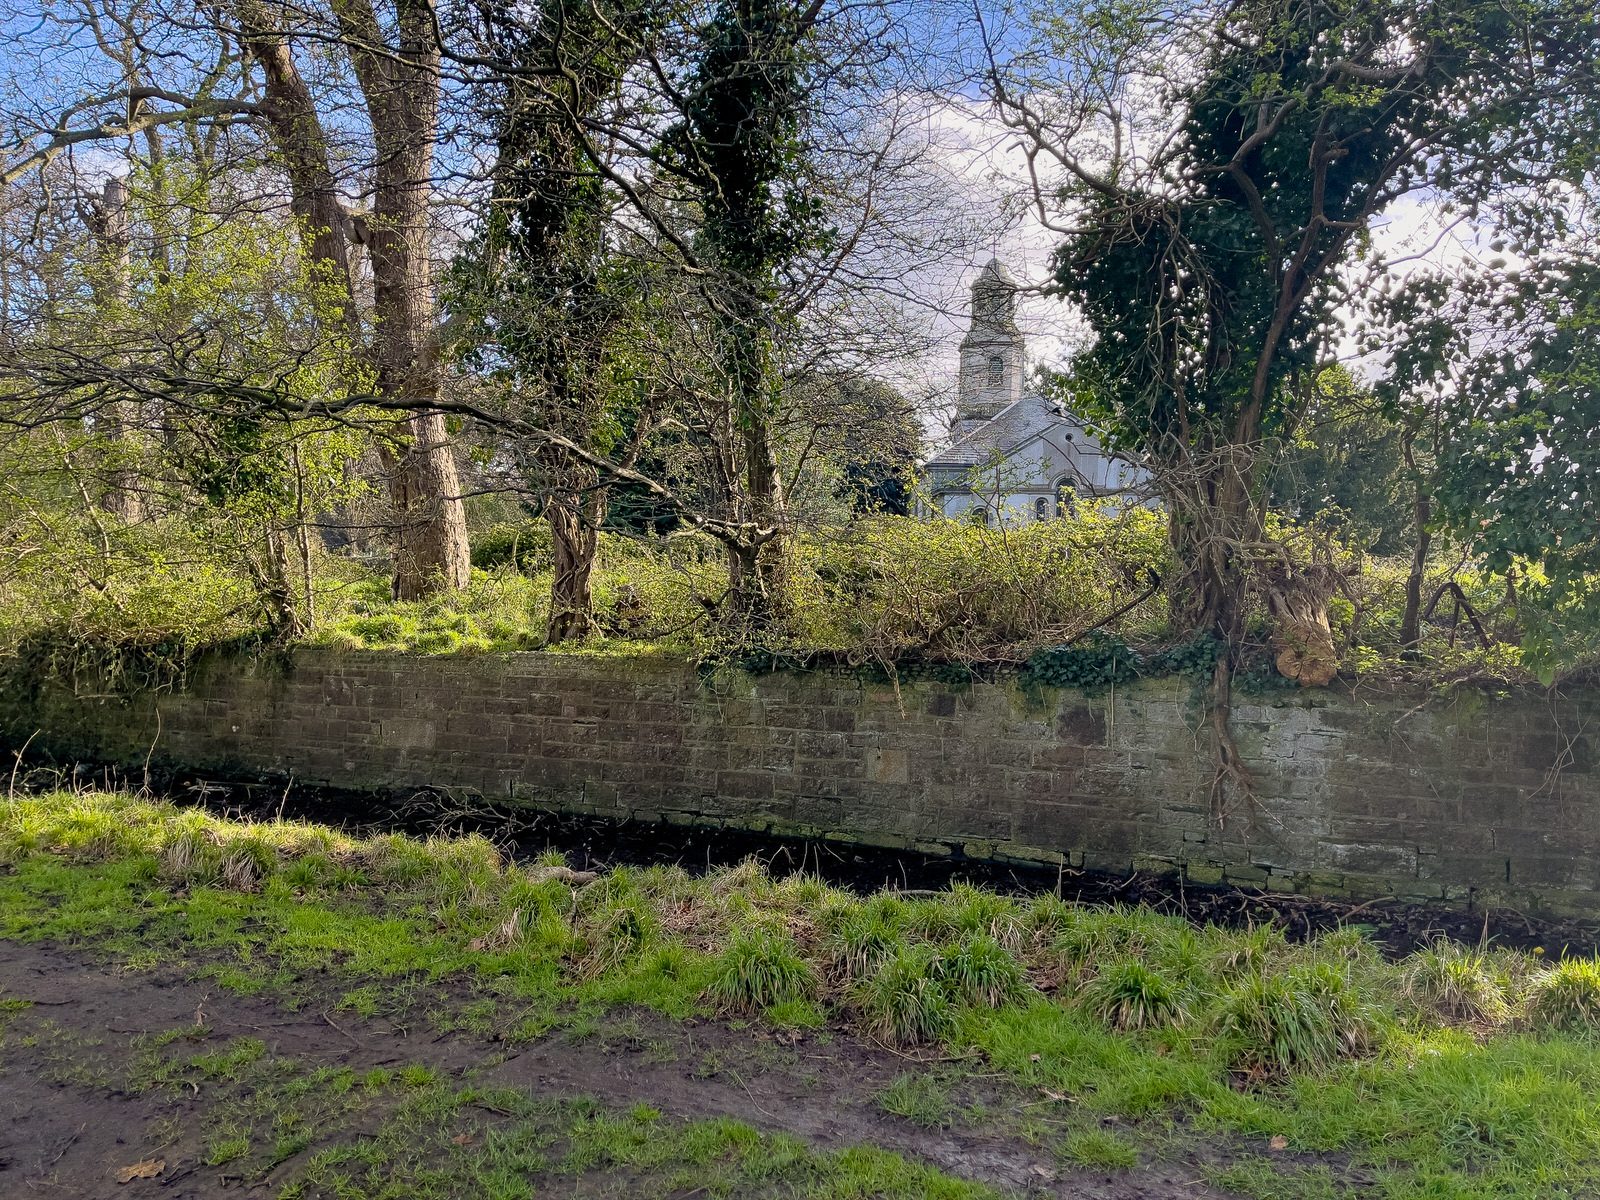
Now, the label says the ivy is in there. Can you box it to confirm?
[1021,632,1144,693]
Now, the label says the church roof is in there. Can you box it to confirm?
[976,257,1019,287]
[925,392,1087,471]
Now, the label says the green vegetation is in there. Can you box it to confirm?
[0,500,1561,693]
[5,790,1600,1199]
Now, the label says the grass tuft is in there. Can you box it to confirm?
[878,1072,954,1127]
[705,928,818,1014]
[1527,957,1600,1033]
[1212,963,1378,1076]
[1402,942,1510,1024]
[936,933,1028,1009]
[1059,1127,1138,1170]
[1081,960,1189,1031]
[854,945,956,1047]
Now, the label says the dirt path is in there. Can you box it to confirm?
[0,940,1238,1199]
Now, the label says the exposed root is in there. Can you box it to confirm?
[1207,656,1256,830]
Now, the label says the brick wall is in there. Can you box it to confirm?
[3,650,1597,915]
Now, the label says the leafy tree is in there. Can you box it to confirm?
[1267,368,1408,555]
[1377,247,1600,675]
[992,0,1600,668]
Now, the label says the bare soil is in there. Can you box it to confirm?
[0,939,1239,1199]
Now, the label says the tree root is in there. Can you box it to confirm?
[1207,656,1256,830]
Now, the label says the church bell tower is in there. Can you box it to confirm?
[953,258,1024,436]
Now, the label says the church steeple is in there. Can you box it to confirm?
[954,258,1024,435]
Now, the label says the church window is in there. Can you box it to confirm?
[1034,496,1050,521]
[1055,480,1077,518]
[987,355,1004,387]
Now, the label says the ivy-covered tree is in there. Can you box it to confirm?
[991,0,1600,673]
[452,0,659,643]
[663,0,832,623]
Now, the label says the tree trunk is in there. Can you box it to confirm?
[1162,449,1259,644]
[732,416,788,626]
[1399,430,1431,653]
[89,176,144,524]
[239,0,470,599]
[376,414,470,600]
[546,456,606,644]
[1264,567,1339,686]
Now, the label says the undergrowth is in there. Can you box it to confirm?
[3,789,1600,1200]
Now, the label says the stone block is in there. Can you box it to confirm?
[865,747,910,785]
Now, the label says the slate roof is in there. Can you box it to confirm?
[925,392,1086,471]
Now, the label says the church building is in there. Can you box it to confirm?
[920,259,1145,524]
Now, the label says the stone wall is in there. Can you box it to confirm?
[3,650,1597,915]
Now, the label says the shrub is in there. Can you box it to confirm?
[471,521,551,574]
[936,934,1028,1008]
[705,929,819,1014]
[792,509,1169,659]
[854,945,957,1047]
[1402,943,1510,1024]
[1213,964,1379,1075]
[1081,960,1190,1031]
[1527,957,1600,1033]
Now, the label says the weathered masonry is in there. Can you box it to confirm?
[3,650,1596,916]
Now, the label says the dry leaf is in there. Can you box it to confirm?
[114,1159,165,1183]
[451,1133,474,1146]
[1029,1053,1041,1063]
[1269,1135,1289,1151]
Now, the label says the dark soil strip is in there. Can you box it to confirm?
[0,939,1232,1199]
[23,756,1600,959]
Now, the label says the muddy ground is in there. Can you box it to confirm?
[0,940,1250,1199]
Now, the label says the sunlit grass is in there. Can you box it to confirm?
[3,788,1600,1199]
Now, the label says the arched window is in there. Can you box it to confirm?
[1055,479,1077,518]
[1034,496,1050,522]
[986,355,1004,387]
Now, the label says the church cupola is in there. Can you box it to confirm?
[954,258,1024,435]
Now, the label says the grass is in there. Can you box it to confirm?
[4,789,1600,1199]
[1059,1127,1138,1170]
[1080,959,1190,1031]
[877,1072,955,1127]
[708,928,820,1014]
[1527,956,1600,1032]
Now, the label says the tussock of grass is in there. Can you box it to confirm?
[1212,964,1378,1075]
[1401,943,1511,1025]
[5,789,1600,1199]
[877,1073,954,1127]
[936,934,1029,1009]
[852,944,957,1047]
[1527,957,1600,1032]
[1059,1127,1138,1170]
[1081,960,1190,1031]
[706,928,818,1014]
